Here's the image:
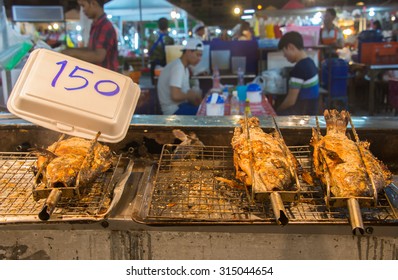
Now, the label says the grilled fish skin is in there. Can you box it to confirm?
[311,110,392,197]
[35,136,112,188]
[231,117,297,192]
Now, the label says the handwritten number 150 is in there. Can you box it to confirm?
[51,60,120,96]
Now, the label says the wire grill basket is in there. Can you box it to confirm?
[0,152,130,223]
[133,145,397,225]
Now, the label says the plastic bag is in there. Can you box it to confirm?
[250,76,266,91]
[0,6,33,70]
[261,68,287,94]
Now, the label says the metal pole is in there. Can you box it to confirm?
[183,12,188,39]
[0,0,13,103]
[139,0,145,69]
[0,0,9,48]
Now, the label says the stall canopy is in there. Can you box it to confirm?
[282,0,305,10]
[104,0,184,21]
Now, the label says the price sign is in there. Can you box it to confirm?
[7,49,140,143]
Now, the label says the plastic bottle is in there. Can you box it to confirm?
[237,67,244,86]
[222,86,229,99]
[212,66,221,89]
[230,90,240,115]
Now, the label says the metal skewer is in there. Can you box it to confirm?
[243,114,255,204]
[272,117,301,191]
[315,116,333,208]
[347,112,378,205]
[264,117,301,226]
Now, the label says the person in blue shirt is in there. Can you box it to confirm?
[276,31,319,115]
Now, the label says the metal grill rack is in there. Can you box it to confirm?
[0,152,127,222]
[137,145,397,225]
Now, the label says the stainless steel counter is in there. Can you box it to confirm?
[2,113,398,129]
[0,113,397,260]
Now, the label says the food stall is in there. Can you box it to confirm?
[0,2,397,261]
[0,113,397,260]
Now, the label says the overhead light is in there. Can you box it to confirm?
[356,2,365,6]
[241,15,253,20]
[310,12,323,25]
[134,33,139,50]
[343,28,353,36]
[171,10,177,19]
[243,9,255,14]
[257,5,263,10]
[233,7,241,15]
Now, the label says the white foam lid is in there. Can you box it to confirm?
[7,49,140,143]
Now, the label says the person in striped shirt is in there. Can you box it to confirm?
[276,31,319,115]
[62,0,119,72]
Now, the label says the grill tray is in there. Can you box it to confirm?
[0,152,132,223]
[132,145,398,225]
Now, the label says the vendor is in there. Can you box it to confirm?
[157,38,204,115]
[276,32,319,116]
[319,8,344,59]
[192,23,206,40]
[61,0,119,72]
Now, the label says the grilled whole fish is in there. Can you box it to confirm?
[311,110,392,197]
[35,136,112,188]
[231,117,298,192]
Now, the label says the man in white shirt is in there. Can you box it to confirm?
[157,38,204,115]
[192,23,206,40]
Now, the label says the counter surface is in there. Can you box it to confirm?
[2,113,398,130]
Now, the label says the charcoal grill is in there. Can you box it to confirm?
[132,144,398,228]
[0,151,133,224]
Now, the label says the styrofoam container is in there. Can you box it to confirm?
[206,92,225,116]
[7,48,140,143]
[247,90,262,103]
[206,103,224,116]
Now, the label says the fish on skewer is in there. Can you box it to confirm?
[311,110,392,197]
[231,117,298,193]
[33,133,113,189]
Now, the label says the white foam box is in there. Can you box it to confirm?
[7,48,140,143]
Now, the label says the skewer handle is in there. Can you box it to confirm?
[347,198,365,235]
[270,192,289,226]
[38,189,62,221]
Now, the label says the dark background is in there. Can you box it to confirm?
[3,0,395,28]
